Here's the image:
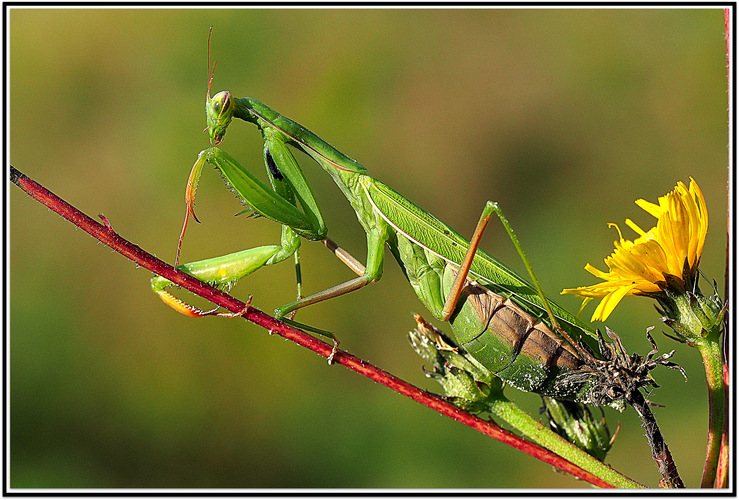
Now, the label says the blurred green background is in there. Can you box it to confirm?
[10,8,727,489]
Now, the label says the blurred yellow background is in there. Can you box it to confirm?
[10,8,728,488]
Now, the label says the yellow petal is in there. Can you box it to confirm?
[635,198,663,219]
[583,263,612,281]
[591,283,641,322]
[625,218,647,237]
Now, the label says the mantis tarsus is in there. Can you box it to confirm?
[150,41,682,411]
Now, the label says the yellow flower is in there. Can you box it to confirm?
[562,178,707,322]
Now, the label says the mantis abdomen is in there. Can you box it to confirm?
[447,276,593,400]
[389,224,595,403]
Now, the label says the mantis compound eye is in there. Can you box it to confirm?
[212,91,231,112]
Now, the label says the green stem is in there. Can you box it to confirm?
[714,356,729,488]
[697,337,725,488]
[487,392,643,488]
[665,290,725,487]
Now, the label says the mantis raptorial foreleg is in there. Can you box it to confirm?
[152,139,326,318]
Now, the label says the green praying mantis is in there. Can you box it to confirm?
[151,40,681,410]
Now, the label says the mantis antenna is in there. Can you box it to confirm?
[175,28,216,266]
[206,26,216,100]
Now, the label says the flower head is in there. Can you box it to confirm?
[562,178,707,322]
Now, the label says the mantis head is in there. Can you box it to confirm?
[205,90,234,145]
[203,28,233,145]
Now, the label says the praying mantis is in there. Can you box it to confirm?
[151,38,680,410]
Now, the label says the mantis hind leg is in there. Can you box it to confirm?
[439,201,590,361]
[440,201,549,323]
[440,202,497,322]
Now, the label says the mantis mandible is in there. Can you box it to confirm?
[151,37,680,408]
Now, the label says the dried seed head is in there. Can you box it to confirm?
[559,327,686,407]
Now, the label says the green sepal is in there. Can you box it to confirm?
[407,315,501,413]
[541,396,614,462]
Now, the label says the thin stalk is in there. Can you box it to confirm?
[627,390,684,488]
[11,165,629,488]
[716,7,731,489]
[697,338,726,487]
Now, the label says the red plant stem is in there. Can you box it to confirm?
[10,165,619,488]
[714,7,731,489]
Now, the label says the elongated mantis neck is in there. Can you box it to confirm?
[231,96,261,126]
[232,97,367,172]
[229,95,369,205]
